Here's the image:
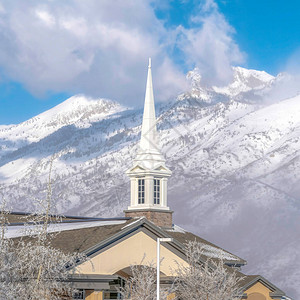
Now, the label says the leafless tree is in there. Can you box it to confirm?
[120,257,171,300]
[0,200,17,298]
[0,158,86,299]
[174,240,244,300]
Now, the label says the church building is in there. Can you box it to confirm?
[6,59,289,300]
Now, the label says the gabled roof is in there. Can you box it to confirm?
[8,214,287,298]
[48,217,286,297]
[238,275,286,298]
[44,217,245,266]
[8,215,244,265]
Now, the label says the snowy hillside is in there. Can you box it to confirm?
[0,95,125,157]
[0,67,299,298]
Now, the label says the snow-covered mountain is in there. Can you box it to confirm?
[0,95,125,157]
[0,67,299,299]
[179,66,276,104]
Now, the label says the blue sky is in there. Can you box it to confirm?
[0,0,299,124]
[217,0,300,73]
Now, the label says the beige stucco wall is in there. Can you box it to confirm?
[76,231,187,276]
[85,290,103,300]
[75,231,277,299]
[245,282,272,300]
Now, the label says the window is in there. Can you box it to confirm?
[104,291,120,299]
[154,179,160,204]
[138,179,145,204]
[73,290,85,299]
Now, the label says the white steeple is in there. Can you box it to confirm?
[140,58,159,153]
[135,58,165,169]
[125,58,172,217]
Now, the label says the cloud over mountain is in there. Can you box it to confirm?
[0,0,244,105]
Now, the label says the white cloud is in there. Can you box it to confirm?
[285,47,300,76]
[261,48,300,104]
[0,0,244,104]
[35,9,56,28]
[60,17,88,37]
[179,2,245,86]
[200,0,218,12]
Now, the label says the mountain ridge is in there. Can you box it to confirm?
[0,67,299,298]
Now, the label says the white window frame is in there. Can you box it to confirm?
[138,178,145,204]
[154,178,160,205]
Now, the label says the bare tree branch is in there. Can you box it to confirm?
[173,240,244,300]
[0,158,87,299]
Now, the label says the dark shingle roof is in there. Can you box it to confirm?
[10,216,245,266]
[49,219,135,254]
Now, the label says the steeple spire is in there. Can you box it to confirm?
[140,57,159,153]
[135,58,165,168]
[125,58,173,228]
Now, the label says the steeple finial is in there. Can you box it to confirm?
[148,57,151,68]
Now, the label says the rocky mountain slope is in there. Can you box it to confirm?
[0,67,299,298]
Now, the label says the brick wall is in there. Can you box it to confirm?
[125,210,173,228]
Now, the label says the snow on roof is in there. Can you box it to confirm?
[5,219,127,239]
[165,224,187,233]
[121,217,145,229]
[165,225,240,262]
[200,244,239,261]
